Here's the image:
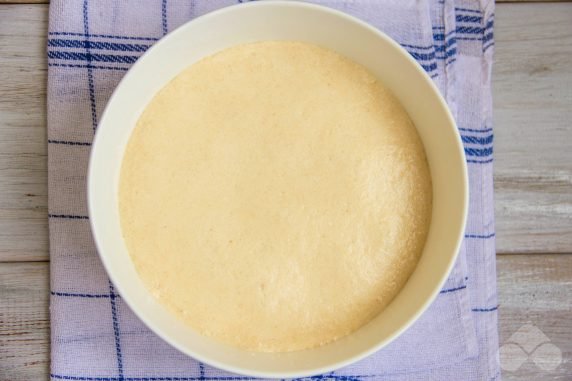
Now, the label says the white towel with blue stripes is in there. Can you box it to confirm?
[48,0,499,380]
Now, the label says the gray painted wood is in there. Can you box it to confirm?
[493,3,572,254]
[498,254,572,380]
[0,4,48,262]
[0,262,50,381]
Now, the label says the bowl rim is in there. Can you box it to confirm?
[87,1,469,378]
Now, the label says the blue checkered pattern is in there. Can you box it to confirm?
[48,1,499,380]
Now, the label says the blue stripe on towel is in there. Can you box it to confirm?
[162,0,168,35]
[48,51,139,64]
[465,147,493,157]
[48,39,150,52]
[440,285,467,294]
[465,233,495,239]
[82,0,98,132]
[456,14,482,23]
[467,158,494,164]
[48,139,92,146]
[472,306,499,312]
[51,291,117,298]
[48,214,89,219]
[456,26,484,35]
[48,63,130,71]
[461,134,494,145]
[400,43,434,51]
[459,127,493,133]
[108,281,124,380]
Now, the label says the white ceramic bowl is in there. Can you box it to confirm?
[88,1,468,378]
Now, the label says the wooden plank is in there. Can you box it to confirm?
[498,254,572,380]
[0,4,48,262]
[0,262,50,381]
[493,3,572,254]
[0,255,570,380]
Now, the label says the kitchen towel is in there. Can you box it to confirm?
[47,0,499,380]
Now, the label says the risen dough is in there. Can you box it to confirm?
[119,41,432,352]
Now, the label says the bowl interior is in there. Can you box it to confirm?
[88,1,467,378]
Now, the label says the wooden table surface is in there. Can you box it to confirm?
[0,1,570,380]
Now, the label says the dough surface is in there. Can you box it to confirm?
[119,41,432,352]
